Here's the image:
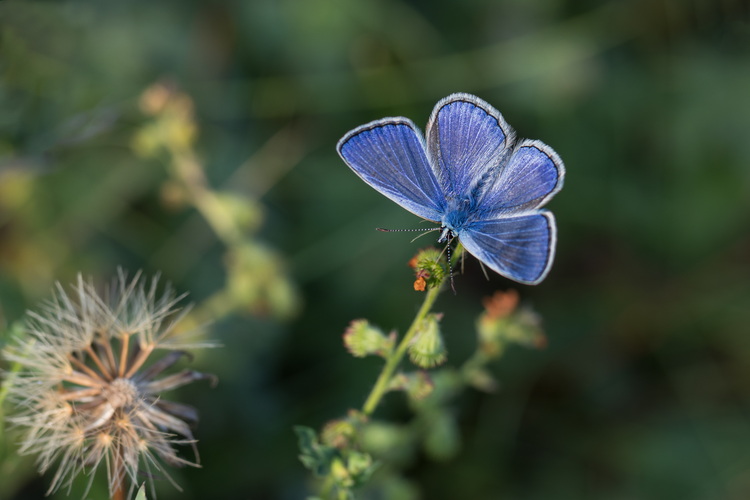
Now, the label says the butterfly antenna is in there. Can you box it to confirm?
[376,227,436,233]
[376,227,440,243]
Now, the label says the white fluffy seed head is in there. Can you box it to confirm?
[2,271,214,499]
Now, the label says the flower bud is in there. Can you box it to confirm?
[321,418,357,449]
[346,450,375,479]
[343,320,394,358]
[408,313,447,368]
[503,308,546,348]
[388,371,435,401]
[330,457,353,488]
[331,450,377,490]
[408,248,446,291]
[476,315,509,358]
[465,367,498,392]
[476,290,546,357]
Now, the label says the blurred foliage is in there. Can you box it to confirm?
[0,0,749,499]
[297,287,547,500]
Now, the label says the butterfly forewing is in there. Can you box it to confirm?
[426,93,516,201]
[337,118,443,222]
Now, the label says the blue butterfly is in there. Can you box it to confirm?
[337,93,565,285]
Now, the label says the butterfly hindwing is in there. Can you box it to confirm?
[458,211,556,285]
[480,139,565,216]
[337,118,444,222]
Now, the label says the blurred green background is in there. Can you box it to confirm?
[2,0,750,498]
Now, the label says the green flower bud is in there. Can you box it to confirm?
[476,290,546,356]
[346,450,375,479]
[477,315,508,357]
[408,313,447,368]
[343,320,394,358]
[408,248,446,291]
[388,371,435,401]
[321,418,357,449]
[330,457,353,488]
[504,308,547,348]
[465,367,498,393]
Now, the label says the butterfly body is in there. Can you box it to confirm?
[337,93,565,285]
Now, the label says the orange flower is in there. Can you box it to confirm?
[413,269,431,292]
[482,289,519,319]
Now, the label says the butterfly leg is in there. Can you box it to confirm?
[441,236,457,295]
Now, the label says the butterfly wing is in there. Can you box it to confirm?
[426,94,563,284]
[338,118,444,222]
[425,93,516,200]
[458,212,556,285]
[480,139,565,216]
[340,94,564,285]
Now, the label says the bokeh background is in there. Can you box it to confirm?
[2,0,750,498]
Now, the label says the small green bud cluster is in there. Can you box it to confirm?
[343,320,395,358]
[408,248,446,291]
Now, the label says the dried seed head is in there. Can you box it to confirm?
[2,270,216,499]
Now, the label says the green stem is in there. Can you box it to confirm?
[361,285,441,415]
[361,244,464,416]
[0,339,33,411]
[0,363,20,412]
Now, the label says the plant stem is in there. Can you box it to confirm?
[111,439,127,500]
[0,340,34,444]
[361,285,441,415]
[0,361,22,411]
[361,244,463,416]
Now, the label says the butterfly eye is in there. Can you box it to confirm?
[437,227,454,244]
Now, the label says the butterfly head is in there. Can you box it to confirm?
[437,226,455,244]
